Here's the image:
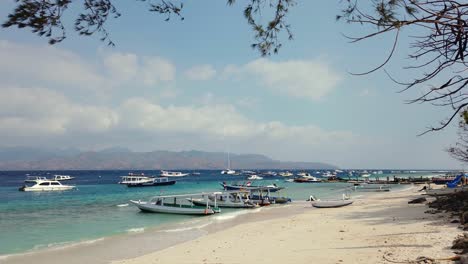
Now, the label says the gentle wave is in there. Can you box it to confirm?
[32,238,106,251]
[117,203,129,207]
[126,227,145,233]
[0,238,106,261]
[161,222,212,233]
[212,207,263,221]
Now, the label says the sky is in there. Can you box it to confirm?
[0,1,462,169]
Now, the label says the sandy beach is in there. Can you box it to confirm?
[3,185,462,264]
[114,186,460,264]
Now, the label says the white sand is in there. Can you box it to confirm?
[114,186,461,264]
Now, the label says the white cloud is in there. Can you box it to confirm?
[0,86,118,135]
[184,64,216,80]
[223,58,341,100]
[119,98,257,137]
[141,57,176,85]
[103,52,138,81]
[0,40,106,89]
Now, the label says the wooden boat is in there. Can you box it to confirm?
[119,174,176,187]
[249,187,292,204]
[310,195,353,208]
[220,182,284,192]
[189,191,258,208]
[130,193,221,215]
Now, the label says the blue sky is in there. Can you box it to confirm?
[0,1,461,169]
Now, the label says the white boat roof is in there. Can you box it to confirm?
[151,192,219,198]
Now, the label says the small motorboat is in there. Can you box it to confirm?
[160,170,189,177]
[309,194,353,208]
[119,174,176,187]
[279,171,294,177]
[19,179,75,192]
[293,175,322,183]
[52,174,75,181]
[247,175,263,180]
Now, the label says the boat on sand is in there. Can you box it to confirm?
[309,194,353,208]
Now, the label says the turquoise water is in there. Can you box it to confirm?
[0,170,417,256]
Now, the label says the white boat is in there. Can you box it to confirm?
[52,174,75,181]
[190,191,257,208]
[322,171,336,177]
[221,149,236,175]
[279,171,293,177]
[310,194,353,208]
[221,169,236,175]
[160,170,189,177]
[294,174,322,183]
[24,176,48,183]
[247,175,263,180]
[19,179,75,192]
[119,174,176,187]
[130,193,221,215]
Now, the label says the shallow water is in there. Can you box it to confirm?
[0,170,419,256]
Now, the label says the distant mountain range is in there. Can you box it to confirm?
[0,147,338,170]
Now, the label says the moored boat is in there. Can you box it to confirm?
[247,175,263,180]
[279,171,293,177]
[130,193,221,215]
[293,175,322,183]
[52,174,75,181]
[160,170,189,177]
[190,191,257,208]
[119,174,176,187]
[220,181,284,192]
[24,176,48,183]
[19,179,75,192]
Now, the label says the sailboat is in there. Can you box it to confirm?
[221,149,236,174]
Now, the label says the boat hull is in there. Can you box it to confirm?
[190,199,257,208]
[126,180,176,187]
[19,186,75,192]
[129,200,219,215]
[293,179,322,183]
[221,184,283,192]
[312,200,353,208]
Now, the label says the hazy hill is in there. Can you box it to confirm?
[0,148,338,170]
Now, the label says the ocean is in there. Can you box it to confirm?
[0,170,429,256]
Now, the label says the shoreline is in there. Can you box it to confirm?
[3,185,460,264]
[0,199,309,264]
[113,185,461,264]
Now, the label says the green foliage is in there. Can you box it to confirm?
[2,0,294,56]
